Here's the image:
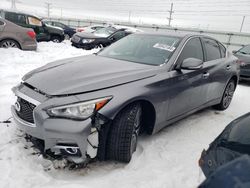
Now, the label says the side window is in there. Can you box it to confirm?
[45,21,53,26]
[219,43,226,58]
[27,16,42,26]
[54,22,65,29]
[203,38,221,61]
[5,12,26,25]
[94,26,104,31]
[177,37,204,65]
[110,31,126,41]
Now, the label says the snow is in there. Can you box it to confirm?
[0,41,250,188]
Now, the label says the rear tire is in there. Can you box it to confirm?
[0,39,20,49]
[213,79,235,110]
[51,36,62,43]
[106,103,142,163]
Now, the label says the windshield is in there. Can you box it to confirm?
[238,45,250,55]
[93,27,117,37]
[98,34,180,66]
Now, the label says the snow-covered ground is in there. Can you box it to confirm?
[0,41,250,188]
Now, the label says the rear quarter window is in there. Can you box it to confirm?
[28,16,42,26]
[203,38,221,61]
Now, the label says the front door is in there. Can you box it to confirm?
[167,37,206,119]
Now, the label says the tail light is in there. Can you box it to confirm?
[236,59,246,67]
[27,31,36,39]
[77,28,84,32]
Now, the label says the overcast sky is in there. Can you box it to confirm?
[0,0,250,33]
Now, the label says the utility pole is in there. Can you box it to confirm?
[7,0,20,10]
[240,16,246,32]
[128,11,132,23]
[167,3,174,27]
[45,2,52,18]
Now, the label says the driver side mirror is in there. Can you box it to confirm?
[181,58,203,70]
[232,50,237,54]
[109,37,115,41]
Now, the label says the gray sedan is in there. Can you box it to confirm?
[0,18,37,50]
[233,45,250,81]
[11,33,239,165]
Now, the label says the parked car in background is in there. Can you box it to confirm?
[0,9,65,43]
[11,33,239,165]
[0,17,37,50]
[233,45,250,81]
[199,113,250,177]
[43,20,76,40]
[76,25,105,33]
[71,26,140,49]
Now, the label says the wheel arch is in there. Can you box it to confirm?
[230,75,238,90]
[0,38,22,49]
[110,98,156,135]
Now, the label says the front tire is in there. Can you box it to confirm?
[214,79,235,110]
[106,103,142,163]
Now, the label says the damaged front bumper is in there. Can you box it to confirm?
[11,84,104,164]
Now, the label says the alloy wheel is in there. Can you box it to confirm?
[1,40,18,48]
[222,82,235,109]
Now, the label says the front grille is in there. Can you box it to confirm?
[16,97,36,123]
[241,63,250,69]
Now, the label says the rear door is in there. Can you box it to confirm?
[167,37,206,119]
[201,37,231,103]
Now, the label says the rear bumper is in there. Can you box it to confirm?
[21,42,37,51]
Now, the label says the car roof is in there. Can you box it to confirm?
[0,9,41,19]
[133,32,211,39]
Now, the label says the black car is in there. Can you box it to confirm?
[71,26,133,50]
[11,33,239,164]
[0,9,65,43]
[199,113,250,177]
[199,155,250,188]
[43,20,76,40]
[233,45,250,81]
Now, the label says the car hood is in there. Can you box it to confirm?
[23,55,157,96]
[75,32,105,39]
[234,53,250,63]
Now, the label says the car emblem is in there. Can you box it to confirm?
[15,101,21,112]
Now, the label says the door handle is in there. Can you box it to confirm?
[203,72,210,79]
[226,65,231,70]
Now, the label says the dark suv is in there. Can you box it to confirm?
[0,10,65,42]
[43,20,76,40]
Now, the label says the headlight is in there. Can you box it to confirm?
[82,39,95,43]
[47,96,112,120]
